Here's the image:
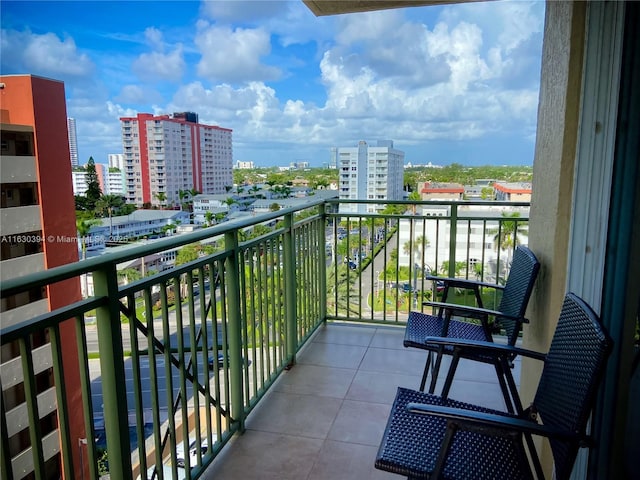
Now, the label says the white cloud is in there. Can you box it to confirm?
[132,46,186,82]
[195,23,280,83]
[1,29,93,77]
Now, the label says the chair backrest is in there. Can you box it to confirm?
[496,245,540,344]
[533,293,613,480]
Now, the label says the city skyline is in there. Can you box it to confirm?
[1,1,544,167]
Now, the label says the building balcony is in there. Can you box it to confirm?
[0,199,556,480]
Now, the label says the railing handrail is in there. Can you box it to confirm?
[0,198,326,298]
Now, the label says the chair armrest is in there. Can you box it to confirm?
[425,276,505,291]
[406,403,587,443]
[422,302,529,323]
[423,337,547,362]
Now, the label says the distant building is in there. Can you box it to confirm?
[108,153,125,170]
[1,74,84,478]
[67,117,78,167]
[290,161,309,170]
[105,169,125,195]
[494,182,532,201]
[234,160,255,169]
[90,209,190,243]
[335,140,405,213]
[419,182,465,201]
[72,162,124,196]
[119,112,233,207]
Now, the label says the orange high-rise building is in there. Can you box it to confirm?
[1,74,85,479]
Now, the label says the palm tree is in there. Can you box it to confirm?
[407,191,421,215]
[178,189,189,211]
[77,217,99,297]
[403,235,430,273]
[96,194,124,239]
[204,211,214,227]
[154,191,167,210]
[490,212,527,268]
[76,218,99,260]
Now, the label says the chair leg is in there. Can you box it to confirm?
[440,351,461,400]
[419,351,433,392]
[494,361,516,414]
[503,364,524,415]
[428,347,445,394]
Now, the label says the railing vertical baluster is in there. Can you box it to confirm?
[19,336,45,477]
[160,280,177,476]
[449,203,458,278]
[48,324,74,479]
[283,212,297,363]
[93,264,132,478]
[1,386,13,480]
[75,314,98,480]
[128,292,148,478]
[224,229,245,432]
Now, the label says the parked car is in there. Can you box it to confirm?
[207,352,251,370]
[176,436,215,468]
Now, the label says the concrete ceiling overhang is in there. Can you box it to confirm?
[302,0,478,16]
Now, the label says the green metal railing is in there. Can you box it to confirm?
[0,199,528,479]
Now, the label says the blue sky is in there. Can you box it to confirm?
[1,1,544,168]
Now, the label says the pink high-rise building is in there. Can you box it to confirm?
[119,112,233,207]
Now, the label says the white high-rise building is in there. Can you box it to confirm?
[67,117,78,167]
[336,140,405,213]
[108,153,125,170]
[119,112,233,207]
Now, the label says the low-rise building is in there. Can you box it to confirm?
[493,182,532,201]
[419,182,465,201]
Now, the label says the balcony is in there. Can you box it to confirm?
[1,199,529,479]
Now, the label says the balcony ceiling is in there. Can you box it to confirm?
[302,0,479,16]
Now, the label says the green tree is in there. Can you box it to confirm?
[76,217,99,260]
[84,157,102,210]
[269,203,280,212]
[490,212,527,274]
[204,211,214,227]
[178,189,189,211]
[407,191,422,215]
[96,194,124,238]
[154,192,167,209]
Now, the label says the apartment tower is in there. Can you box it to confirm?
[66,117,78,167]
[1,75,85,479]
[120,112,233,207]
[336,140,405,213]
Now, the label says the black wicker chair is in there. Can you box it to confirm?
[375,293,613,480]
[405,245,539,412]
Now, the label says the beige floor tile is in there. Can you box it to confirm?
[245,391,343,439]
[327,399,392,446]
[311,323,376,346]
[307,440,397,480]
[203,430,323,480]
[358,346,431,376]
[274,363,356,398]
[297,341,368,369]
[345,370,422,404]
[368,327,407,349]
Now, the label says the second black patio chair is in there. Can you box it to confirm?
[404,245,539,413]
[376,292,613,480]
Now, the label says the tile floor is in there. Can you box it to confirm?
[202,322,522,480]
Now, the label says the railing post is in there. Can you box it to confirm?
[318,203,327,323]
[224,230,245,432]
[449,203,458,278]
[93,263,132,478]
[283,212,297,366]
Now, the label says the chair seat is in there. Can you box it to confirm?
[375,387,533,480]
[404,311,489,350]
